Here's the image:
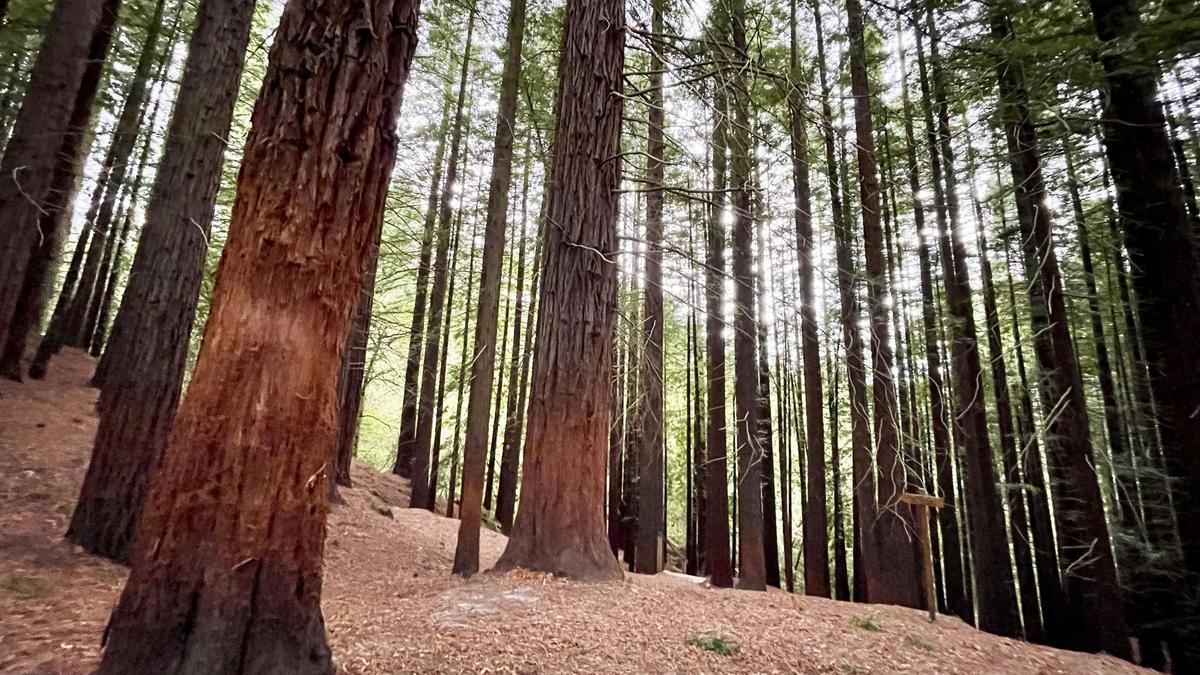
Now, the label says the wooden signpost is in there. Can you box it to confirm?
[900,491,944,623]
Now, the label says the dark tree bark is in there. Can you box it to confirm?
[923,6,1019,634]
[753,179,780,588]
[96,0,419,669]
[411,9,475,509]
[991,7,1128,658]
[703,80,734,589]
[495,206,531,532]
[633,0,665,575]
[910,27,969,622]
[966,135,1041,640]
[64,0,259,564]
[55,0,169,373]
[394,61,456,477]
[728,0,765,591]
[0,0,111,351]
[490,0,624,582]
[1088,4,1200,665]
[452,0,528,569]
[0,0,118,380]
[815,0,877,603]
[827,343,850,601]
[846,0,919,609]
[331,241,380,499]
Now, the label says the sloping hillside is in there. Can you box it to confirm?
[0,349,1144,674]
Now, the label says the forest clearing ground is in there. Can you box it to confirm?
[0,349,1145,674]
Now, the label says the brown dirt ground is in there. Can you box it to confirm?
[0,349,1146,674]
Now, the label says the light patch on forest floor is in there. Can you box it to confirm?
[0,349,1148,674]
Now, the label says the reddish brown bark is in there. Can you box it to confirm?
[65,0,258,564]
[490,0,623,582]
[96,0,419,670]
[789,18,829,593]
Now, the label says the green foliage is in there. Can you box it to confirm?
[685,635,740,656]
[850,614,881,632]
[1,574,49,600]
[903,634,933,651]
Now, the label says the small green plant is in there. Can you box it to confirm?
[686,635,740,656]
[904,634,934,651]
[838,664,868,674]
[850,614,881,632]
[2,575,48,600]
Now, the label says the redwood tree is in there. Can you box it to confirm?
[96,0,419,669]
[65,0,259,563]
[0,0,111,355]
[490,0,624,582]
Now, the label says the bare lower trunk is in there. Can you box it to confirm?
[491,0,624,582]
[97,0,418,670]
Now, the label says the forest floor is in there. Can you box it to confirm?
[0,349,1147,674]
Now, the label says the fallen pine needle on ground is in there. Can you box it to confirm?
[0,349,1147,674]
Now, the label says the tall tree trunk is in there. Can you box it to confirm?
[0,0,113,350]
[495,183,531,532]
[411,8,475,509]
[909,27,970,622]
[728,0,765,591]
[703,78,734,589]
[56,0,170,373]
[991,8,1129,658]
[788,13,829,591]
[490,0,624,582]
[452,0,528,569]
[63,0,259,564]
[966,133,1041,640]
[924,6,1018,633]
[632,0,666,575]
[97,0,419,668]
[814,0,876,603]
[394,58,456,477]
[846,0,919,609]
[1088,3,1200,665]
[0,0,119,379]
[330,240,380,500]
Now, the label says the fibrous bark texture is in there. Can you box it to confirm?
[65,0,259,564]
[95,0,419,671]
[490,0,624,582]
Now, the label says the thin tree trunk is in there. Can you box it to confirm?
[394,58,456,477]
[453,0,528,571]
[633,0,666,575]
[495,156,532,533]
[703,77,734,589]
[910,26,969,622]
[924,5,1019,633]
[411,9,475,509]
